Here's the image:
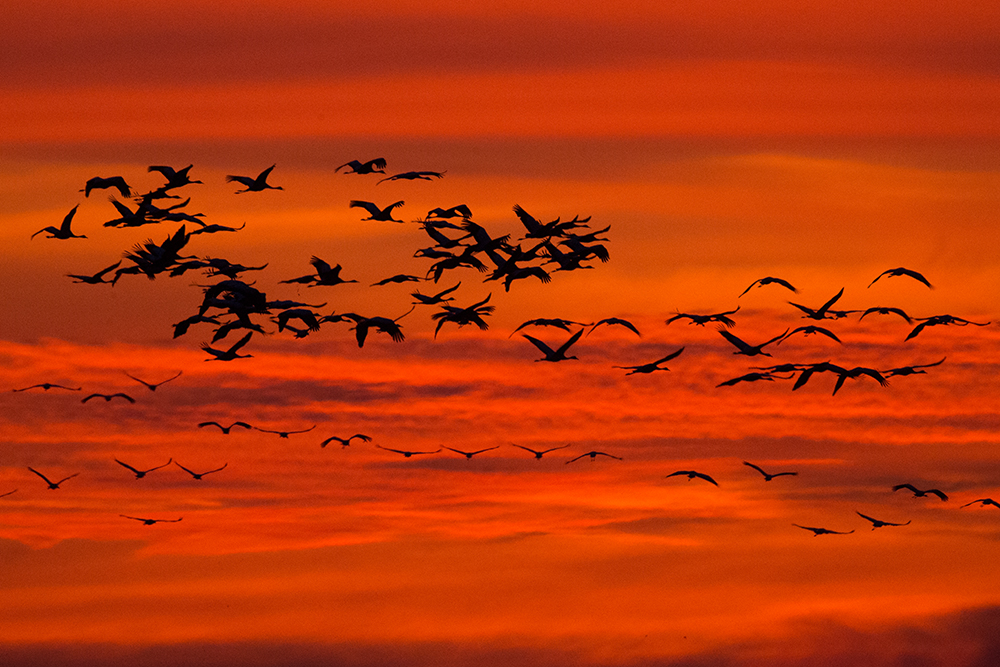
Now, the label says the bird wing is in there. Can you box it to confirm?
[817,288,845,314]
[743,461,767,476]
[115,459,141,473]
[225,175,256,187]
[738,280,760,297]
[718,329,751,353]
[856,512,879,524]
[695,472,718,485]
[654,347,686,365]
[257,164,276,180]
[336,160,361,173]
[522,334,556,357]
[512,204,542,233]
[55,473,80,485]
[349,200,381,216]
[928,489,949,501]
[554,328,585,356]
[892,483,918,493]
[227,332,253,353]
[868,270,891,287]
[27,467,54,485]
[174,462,198,476]
[203,464,228,475]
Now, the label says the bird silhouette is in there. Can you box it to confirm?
[32,205,87,240]
[566,451,623,464]
[337,158,387,174]
[777,326,842,345]
[522,329,585,362]
[255,425,316,439]
[431,293,494,338]
[510,444,569,459]
[81,176,132,198]
[198,421,252,434]
[443,446,500,459]
[856,511,910,530]
[349,200,405,222]
[869,267,932,289]
[718,328,788,357]
[614,347,685,375]
[148,164,202,189]
[793,524,854,536]
[115,458,172,479]
[738,277,798,298]
[13,383,81,392]
[905,315,991,341]
[961,498,1000,509]
[174,462,228,480]
[124,371,182,391]
[120,515,183,525]
[201,332,254,361]
[788,288,853,320]
[340,307,413,347]
[375,445,442,457]
[716,372,794,388]
[412,282,461,306]
[742,461,797,481]
[66,260,122,285]
[82,393,136,404]
[588,318,641,337]
[509,318,592,337]
[666,307,740,328]
[426,204,472,219]
[859,306,913,324]
[882,358,946,378]
[665,470,718,485]
[320,434,372,448]
[226,165,283,193]
[892,483,948,501]
[377,170,445,185]
[27,467,79,489]
[371,274,422,287]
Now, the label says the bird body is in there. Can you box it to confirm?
[198,421,252,434]
[869,267,932,289]
[226,165,282,193]
[377,171,445,185]
[743,461,797,481]
[321,434,372,448]
[32,205,87,240]
[115,458,172,479]
[665,470,718,486]
[614,347,685,375]
[82,393,136,403]
[892,483,948,501]
[510,444,569,459]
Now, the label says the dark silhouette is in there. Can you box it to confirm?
[412,282,461,306]
[743,461,797,481]
[426,204,472,219]
[666,307,740,328]
[961,498,1000,510]
[0,489,17,499]
[860,306,913,324]
[718,328,788,357]
[13,383,81,392]
[371,274,422,287]
[716,372,793,388]
[280,257,358,287]
[82,393,136,403]
[376,445,442,458]
[882,358,946,378]
[226,165,283,193]
[202,332,254,361]
[522,329,584,362]
[198,421,252,434]
[32,205,87,240]
[510,318,592,337]
[174,462,228,480]
[124,371,182,391]
[869,267,932,289]
[738,277,797,298]
[67,260,122,284]
[793,524,854,536]
[566,451,623,464]
[665,470,718,486]
[255,425,317,439]
[788,288,855,320]
[115,458,172,479]
[350,200,405,222]
[320,434,372,448]
[340,307,413,347]
[614,347,685,375]
[81,176,131,198]
[377,170,445,185]
[856,512,910,530]
[27,467,79,489]
[588,318,641,337]
[337,158,387,174]
[148,164,202,190]
[510,444,569,459]
[892,483,948,501]
[905,315,991,341]
[443,446,500,459]
[778,326,842,345]
[120,515,183,525]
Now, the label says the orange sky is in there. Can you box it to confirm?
[3,2,1000,666]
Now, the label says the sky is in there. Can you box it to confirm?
[3,2,1000,665]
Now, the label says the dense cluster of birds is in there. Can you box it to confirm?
[9,158,998,536]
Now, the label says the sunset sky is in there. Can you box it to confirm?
[3,2,1000,665]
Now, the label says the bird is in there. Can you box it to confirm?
[281,256,359,287]
[115,458,172,479]
[431,294,494,338]
[148,164,202,189]
[32,205,87,240]
[742,461,798,481]
[198,421,252,435]
[509,318,592,337]
[412,282,462,306]
[201,332,254,361]
[588,318,641,337]
[665,470,718,486]
[793,524,854,536]
[859,306,913,324]
[830,366,889,395]
[371,274,422,287]
[426,204,472,219]
[340,308,412,347]
[666,307,740,328]
[27,467,79,489]
[349,200,405,222]
[336,158,387,174]
[882,358,946,378]
[522,329,585,362]
[716,371,793,388]
[566,451,623,464]
[869,267,933,289]
[892,483,948,501]
[614,347,685,375]
[510,444,569,459]
[174,462,228,480]
[738,277,798,298]
[255,425,316,439]
[120,515,183,525]
[718,328,789,357]
[961,498,1000,509]
[375,445,442,457]
[124,371,182,391]
[226,165,283,193]
[320,434,372,448]
[443,446,500,459]
[777,326,841,345]
[788,288,854,320]
[66,260,122,285]
[0,489,16,499]
[377,170,445,185]
[81,176,132,198]
[904,315,991,341]
[856,512,910,530]
[13,383,81,392]
[82,393,136,403]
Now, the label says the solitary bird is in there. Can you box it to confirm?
[27,467,79,490]
[255,425,316,439]
[869,267,932,289]
[320,434,372,448]
[892,483,948,501]
[614,347,685,375]
[905,315,991,341]
[32,205,87,240]
[443,446,500,459]
[124,371,182,391]
[566,451,623,464]
[198,421,252,434]
[337,158,387,174]
[13,383,81,392]
[961,498,1000,510]
[377,170,445,185]
[82,393,136,403]
[412,282,462,306]
[522,329,585,362]
[510,444,569,459]
[743,461,797,481]
[371,274,422,287]
[81,176,132,198]
[174,462,228,480]
[510,318,592,337]
[738,277,798,298]
[120,515,183,525]
[66,260,122,285]
[349,200,405,222]
[856,511,910,530]
[793,524,854,536]
[375,445,441,458]
[115,458,172,479]
[226,165,283,193]
[665,470,718,486]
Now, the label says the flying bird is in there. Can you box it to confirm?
[412,282,462,306]
[522,329,585,362]
[742,461,798,481]
[665,470,718,486]
[566,451,623,464]
[777,326,842,345]
[738,277,798,298]
[856,511,910,530]
[32,205,87,240]
[66,260,122,285]
[377,170,445,185]
[120,515,183,525]
[13,383,81,392]
[614,347,685,375]
[718,328,789,357]
[198,421,252,434]
[443,446,500,459]
[350,199,406,222]
[666,307,740,328]
[588,318,641,337]
[961,498,1000,510]
[892,483,948,501]
[375,445,442,457]
[716,372,794,388]
[115,458,173,479]
[340,307,413,347]
[148,164,202,189]
[869,267,933,289]
[255,425,317,439]
[371,274,422,287]
[320,434,372,448]
[27,467,79,490]
[904,315,991,341]
[226,165,283,193]
[124,371,182,391]
[174,462,228,480]
[788,288,853,320]
[426,204,472,219]
[82,393,136,403]
[859,306,913,324]
[793,524,854,536]
[510,444,569,459]
[882,358,946,378]
[509,318,592,337]
[281,256,359,287]
[81,176,132,198]
[336,158,387,174]
[201,332,254,361]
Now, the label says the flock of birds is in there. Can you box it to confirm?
[8,158,999,535]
